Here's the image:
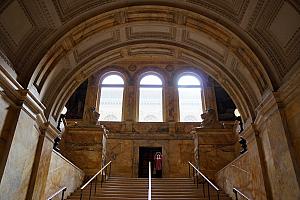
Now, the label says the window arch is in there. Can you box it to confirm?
[177,73,203,122]
[98,73,124,121]
[138,73,163,122]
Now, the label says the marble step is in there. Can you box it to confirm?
[67,177,231,200]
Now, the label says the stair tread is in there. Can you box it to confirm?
[67,176,231,200]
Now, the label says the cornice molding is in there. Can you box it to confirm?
[254,90,281,129]
[0,64,47,121]
[44,122,60,142]
[278,63,300,105]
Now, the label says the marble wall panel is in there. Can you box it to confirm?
[60,129,102,176]
[199,144,236,179]
[44,150,85,200]
[284,92,300,175]
[0,109,39,200]
[30,135,55,200]
[216,136,267,200]
[193,130,238,179]
[260,112,300,200]
[107,138,194,178]
[62,123,238,179]
[0,95,10,157]
[0,95,9,135]
[108,139,133,177]
[167,140,194,177]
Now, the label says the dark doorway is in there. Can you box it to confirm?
[138,147,162,178]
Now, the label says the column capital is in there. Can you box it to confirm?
[44,122,60,143]
[254,90,281,130]
[240,123,257,143]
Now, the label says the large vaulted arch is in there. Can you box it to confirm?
[29,5,273,125]
[0,1,299,200]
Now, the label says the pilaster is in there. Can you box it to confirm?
[83,75,99,120]
[26,122,59,200]
[254,90,300,200]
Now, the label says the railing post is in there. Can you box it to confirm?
[188,164,190,177]
[196,173,199,188]
[80,189,83,200]
[203,178,205,197]
[105,164,108,181]
[234,189,238,200]
[101,171,104,187]
[94,176,97,194]
[61,188,66,200]
[207,182,210,200]
[109,162,111,178]
[217,190,220,200]
[193,168,195,184]
[89,180,92,200]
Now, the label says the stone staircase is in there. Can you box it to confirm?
[67,177,231,200]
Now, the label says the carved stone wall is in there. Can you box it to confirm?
[44,150,84,199]
[60,125,103,176]
[215,126,268,200]
[61,121,238,178]
[192,128,238,179]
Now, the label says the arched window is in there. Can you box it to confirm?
[139,74,163,122]
[177,74,203,122]
[99,74,124,121]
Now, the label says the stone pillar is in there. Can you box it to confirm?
[124,83,137,123]
[165,85,177,122]
[26,121,59,200]
[255,91,300,199]
[0,88,48,200]
[123,81,137,132]
[83,75,99,120]
[203,77,218,114]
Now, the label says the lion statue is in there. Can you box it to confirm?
[194,109,223,129]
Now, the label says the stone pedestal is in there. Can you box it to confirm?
[191,128,238,179]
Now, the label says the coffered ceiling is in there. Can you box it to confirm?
[0,0,299,89]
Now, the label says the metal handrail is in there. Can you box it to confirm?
[148,161,152,200]
[188,161,220,200]
[80,161,112,200]
[233,187,251,200]
[188,161,219,190]
[47,187,67,200]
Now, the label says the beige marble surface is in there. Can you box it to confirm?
[62,122,238,179]
[215,129,267,200]
[0,109,39,200]
[44,150,85,200]
[0,95,9,136]
[29,133,56,200]
[193,130,238,179]
[107,138,194,178]
[60,128,102,176]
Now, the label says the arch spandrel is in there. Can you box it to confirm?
[31,6,272,124]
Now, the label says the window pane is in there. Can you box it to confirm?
[99,87,123,121]
[102,75,124,85]
[178,75,200,86]
[140,75,162,85]
[139,87,163,122]
[178,87,203,122]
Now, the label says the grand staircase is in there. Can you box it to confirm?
[67,177,231,200]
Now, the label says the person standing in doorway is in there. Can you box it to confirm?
[154,152,163,178]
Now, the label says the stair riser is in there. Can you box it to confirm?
[67,177,231,200]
